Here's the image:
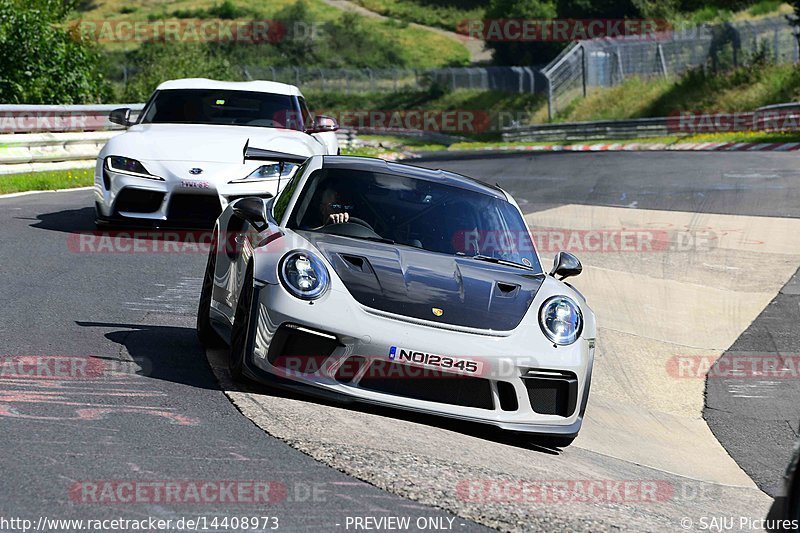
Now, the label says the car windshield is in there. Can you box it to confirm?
[139,89,306,130]
[289,167,541,271]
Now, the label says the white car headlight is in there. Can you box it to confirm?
[106,156,162,180]
[539,296,582,345]
[231,163,296,183]
[279,251,329,300]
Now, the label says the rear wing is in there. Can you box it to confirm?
[242,139,309,165]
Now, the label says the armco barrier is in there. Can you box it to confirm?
[0,104,358,175]
[502,117,671,142]
[501,104,800,143]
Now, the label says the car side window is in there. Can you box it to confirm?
[272,164,305,224]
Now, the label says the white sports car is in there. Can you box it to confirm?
[197,148,596,446]
[94,78,339,227]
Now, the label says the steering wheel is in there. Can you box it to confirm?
[325,216,374,232]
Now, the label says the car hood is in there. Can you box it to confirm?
[303,232,544,331]
[107,123,325,163]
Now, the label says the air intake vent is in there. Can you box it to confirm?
[522,369,578,417]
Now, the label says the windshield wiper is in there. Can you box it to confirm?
[464,254,534,270]
[348,235,396,245]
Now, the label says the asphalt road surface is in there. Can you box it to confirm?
[415,150,800,498]
[0,150,798,532]
[0,191,485,531]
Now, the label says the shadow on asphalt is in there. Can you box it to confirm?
[75,321,219,391]
[77,319,565,454]
[25,207,97,233]
[27,207,217,235]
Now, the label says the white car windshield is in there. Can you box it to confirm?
[139,88,309,130]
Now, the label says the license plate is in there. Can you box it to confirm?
[180,180,210,189]
[388,346,484,375]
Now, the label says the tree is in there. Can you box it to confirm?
[0,0,109,103]
[484,0,560,66]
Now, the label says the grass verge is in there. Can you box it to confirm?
[0,168,94,195]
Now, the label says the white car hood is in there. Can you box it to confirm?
[109,123,325,163]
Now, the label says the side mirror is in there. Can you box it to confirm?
[232,197,267,230]
[109,108,133,127]
[306,115,339,134]
[549,251,582,280]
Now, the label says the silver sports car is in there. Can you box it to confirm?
[197,148,596,445]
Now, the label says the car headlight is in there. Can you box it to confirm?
[231,163,296,183]
[279,251,329,300]
[539,296,582,345]
[106,156,162,180]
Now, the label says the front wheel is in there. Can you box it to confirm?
[197,241,226,348]
[229,263,255,381]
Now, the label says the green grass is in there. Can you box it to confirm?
[748,0,784,17]
[544,62,800,124]
[308,88,545,141]
[348,0,483,32]
[0,168,93,195]
[70,0,469,68]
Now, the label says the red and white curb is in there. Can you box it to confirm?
[474,141,800,152]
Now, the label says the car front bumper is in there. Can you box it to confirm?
[244,282,594,436]
[93,158,284,227]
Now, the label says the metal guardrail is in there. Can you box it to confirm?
[502,117,670,142]
[0,104,362,174]
[502,104,800,143]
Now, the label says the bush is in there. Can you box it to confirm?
[0,0,110,103]
[121,42,237,101]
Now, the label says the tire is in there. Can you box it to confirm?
[229,263,255,381]
[197,242,226,348]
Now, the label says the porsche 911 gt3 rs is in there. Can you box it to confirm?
[197,148,596,446]
[94,78,339,228]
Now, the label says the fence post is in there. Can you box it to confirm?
[657,43,668,77]
[581,44,587,97]
[795,32,799,63]
[616,46,625,83]
[546,73,553,121]
[774,28,780,62]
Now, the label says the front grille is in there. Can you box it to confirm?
[114,188,165,214]
[167,194,222,226]
[267,324,340,374]
[358,360,494,410]
[522,369,578,417]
